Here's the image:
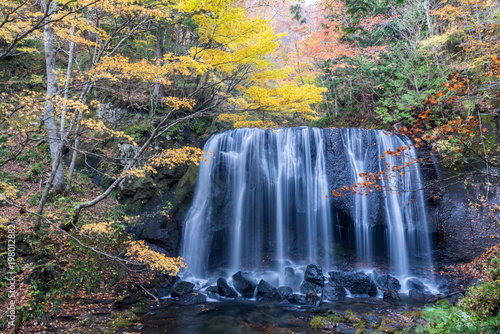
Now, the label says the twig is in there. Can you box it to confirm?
[136,283,159,302]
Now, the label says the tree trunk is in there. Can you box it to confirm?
[42,0,65,194]
[332,80,338,117]
[424,0,433,37]
[63,27,78,193]
[153,27,165,101]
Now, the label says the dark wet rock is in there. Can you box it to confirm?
[300,280,322,295]
[287,294,307,305]
[155,286,171,298]
[361,314,383,326]
[428,156,500,266]
[446,292,464,306]
[232,271,257,298]
[407,278,425,292]
[310,306,331,314]
[158,275,181,287]
[217,278,238,298]
[278,286,293,300]
[304,264,325,287]
[383,290,402,305]
[322,281,347,301]
[176,292,207,305]
[171,281,195,298]
[256,280,281,301]
[409,289,425,300]
[278,318,309,328]
[283,267,297,288]
[359,297,386,305]
[408,278,432,301]
[306,291,320,306]
[328,271,344,284]
[366,330,386,334]
[423,291,435,301]
[282,306,308,312]
[171,163,199,211]
[376,275,401,291]
[435,275,459,294]
[334,323,357,334]
[206,292,221,300]
[425,293,445,303]
[329,271,378,297]
[206,285,219,294]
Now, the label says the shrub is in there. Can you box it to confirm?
[458,282,500,318]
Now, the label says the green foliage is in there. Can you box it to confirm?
[310,315,332,331]
[373,46,448,125]
[310,311,362,331]
[124,122,153,141]
[166,123,184,141]
[28,192,43,206]
[108,310,139,328]
[419,300,500,334]
[160,201,172,217]
[0,132,9,157]
[458,282,500,319]
[190,117,211,136]
[421,257,500,333]
[25,162,46,182]
[490,257,500,282]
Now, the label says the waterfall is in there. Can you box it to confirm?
[342,129,372,267]
[180,127,432,279]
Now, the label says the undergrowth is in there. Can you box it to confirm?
[419,255,500,333]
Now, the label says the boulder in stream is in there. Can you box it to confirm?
[277,286,293,300]
[217,278,238,298]
[171,281,195,298]
[304,264,325,287]
[256,280,281,301]
[407,278,425,291]
[383,290,403,305]
[329,271,378,297]
[322,281,347,301]
[287,293,307,305]
[376,274,401,291]
[300,280,322,295]
[232,271,258,298]
[176,292,207,305]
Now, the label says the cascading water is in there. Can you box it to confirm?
[181,127,333,278]
[342,129,372,267]
[180,127,432,282]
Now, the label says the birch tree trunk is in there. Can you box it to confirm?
[42,0,65,194]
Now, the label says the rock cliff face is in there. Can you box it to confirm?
[424,113,500,266]
[428,164,500,266]
[117,124,500,269]
[118,161,200,257]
